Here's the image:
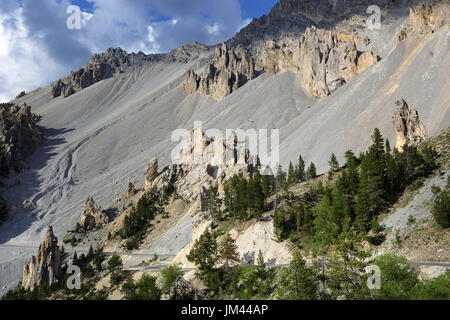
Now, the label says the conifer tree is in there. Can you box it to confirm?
[296,155,306,182]
[288,161,295,185]
[314,195,339,245]
[219,234,241,276]
[306,162,317,180]
[276,251,318,300]
[328,153,340,176]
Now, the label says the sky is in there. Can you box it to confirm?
[0,0,278,102]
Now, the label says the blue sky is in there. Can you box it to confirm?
[70,0,278,21]
[0,0,279,102]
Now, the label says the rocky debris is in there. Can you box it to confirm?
[146,128,260,200]
[169,276,204,300]
[144,157,159,191]
[393,99,427,150]
[0,103,45,176]
[80,196,109,227]
[255,27,380,98]
[123,181,137,199]
[22,226,61,290]
[398,1,449,42]
[183,43,255,101]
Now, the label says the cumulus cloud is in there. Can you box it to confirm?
[0,0,251,102]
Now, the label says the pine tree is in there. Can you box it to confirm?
[296,155,306,182]
[187,230,219,285]
[306,162,317,180]
[328,153,340,176]
[276,251,318,300]
[326,231,371,300]
[330,186,351,233]
[314,195,339,246]
[355,129,388,230]
[219,234,241,276]
[288,161,295,185]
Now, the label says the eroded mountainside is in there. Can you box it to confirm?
[1,0,449,298]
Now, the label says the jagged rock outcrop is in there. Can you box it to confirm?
[144,157,159,191]
[255,26,380,98]
[398,1,449,42]
[146,128,260,200]
[0,103,45,176]
[169,276,204,300]
[80,196,109,227]
[183,43,255,101]
[51,48,165,98]
[393,99,427,150]
[22,226,61,290]
[227,0,393,53]
[123,181,137,199]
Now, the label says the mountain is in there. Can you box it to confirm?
[0,0,449,297]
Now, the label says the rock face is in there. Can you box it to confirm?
[393,99,427,150]
[398,1,449,42]
[51,48,165,98]
[227,0,392,53]
[255,27,380,98]
[80,196,109,227]
[146,128,260,200]
[0,103,45,176]
[144,157,159,191]
[183,43,255,101]
[22,226,61,290]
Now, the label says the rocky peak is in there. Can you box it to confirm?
[393,99,427,150]
[398,0,449,41]
[22,226,61,290]
[227,0,394,53]
[183,43,255,101]
[168,42,211,63]
[80,196,109,227]
[51,47,165,99]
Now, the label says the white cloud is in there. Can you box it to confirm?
[0,0,250,102]
[0,8,68,102]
